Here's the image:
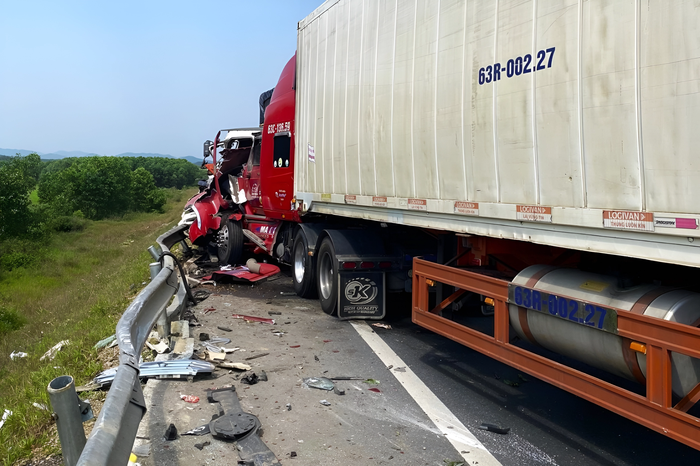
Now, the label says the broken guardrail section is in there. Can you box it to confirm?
[74,223,190,466]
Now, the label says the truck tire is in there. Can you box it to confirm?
[316,237,338,316]
[292,230,317,298]
[217,218,243,265]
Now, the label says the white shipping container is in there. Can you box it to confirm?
[295,0,700,267]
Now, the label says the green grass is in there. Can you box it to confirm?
[0,187,194,465]
[28,189,39,205]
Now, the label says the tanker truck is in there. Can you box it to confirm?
[180,0,700,450]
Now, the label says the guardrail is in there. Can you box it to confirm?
[72,223,190,466]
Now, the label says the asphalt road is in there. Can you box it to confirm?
[134,267,700,466]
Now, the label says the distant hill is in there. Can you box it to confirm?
[0,148,201,165]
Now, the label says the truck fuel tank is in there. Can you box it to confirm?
[508,265,700,397]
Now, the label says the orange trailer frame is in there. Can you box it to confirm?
[411,258,700,450]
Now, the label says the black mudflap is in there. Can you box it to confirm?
[337,271,386,320]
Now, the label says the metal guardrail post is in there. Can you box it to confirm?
[149,262,167,339]
[48,376,87,466]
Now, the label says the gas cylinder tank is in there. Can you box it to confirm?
[508,265,700,397]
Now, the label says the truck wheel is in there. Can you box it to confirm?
[293,230,317,298]
[317,237,338,316]
[217,218,243,265]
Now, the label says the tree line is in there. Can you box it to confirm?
[0,153,205,239]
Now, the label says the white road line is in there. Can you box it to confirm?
[351,321,502,466]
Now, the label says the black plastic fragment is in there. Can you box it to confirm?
[199,333,210,341]
[164,423,178,440]
[241,373,259,385]
[478,423,510,435]
[217,326,232,332]
[194,440,210,450]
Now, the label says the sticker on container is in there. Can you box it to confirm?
[454,201,479,216]
[603,211,654,231]
[516,205,552,223]
[372,196,388,207]
[654,217,698,230]
[308,144,315,163]
[407,199,427,211]
[345,195,357,205]
[321,193,331,202]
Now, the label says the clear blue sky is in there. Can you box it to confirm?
[0,0,322,158]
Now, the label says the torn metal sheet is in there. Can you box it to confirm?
[40,340,69,361]
[201,263,280,283]
[93,360,215,385]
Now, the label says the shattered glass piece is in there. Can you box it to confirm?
[303,377,335,391]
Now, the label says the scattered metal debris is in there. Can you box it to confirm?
[164,423,178,441]
[371,323,392,330]
[478,423,510,435]
[94,360,215,385]
[334,387,345,396]
[9,351,27,360]
[303,377,335,391]
[94,335,116,349]
[232,314,276,324]
[40,340,69,361]
[319,400,331,406]
[244,352,269,361]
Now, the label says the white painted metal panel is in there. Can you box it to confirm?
[296,0,700,266]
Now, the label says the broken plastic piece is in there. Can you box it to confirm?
[478,423,510,435]
[180,395,200,403]
[290,452,297,457]
[232,314,276,324]
[334,387,345,396]
[371,323,392,330]
[259,370,268,382]
[94,335,117,349]
[146,340,170,354]
[268,311,282,315]
[303,377,335,391]
[217,326,232,332]
[164,423,178,440]
[183,424,210,436]
[0,410,11,430]
[319,400,331,406]
[194,440,210,450]
[9,351,27,360]
[199,333,210,341]
[289,345,300,348]
[241,373,259,385]
[364,379,380,385]
[368,387,381,393]
[40,340,69,361]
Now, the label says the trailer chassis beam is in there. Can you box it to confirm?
[411,258,700,451]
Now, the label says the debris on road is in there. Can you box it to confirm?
[289,345,300,348]
[180,394,200,403]
[216,326,232,332]
[334,387,345,396]
[146,340,170,354]
[368,388,381,393]
[279,291,296,296]
[215,361,251,371]
[199,333,210,341]
[232,314,276,324]
[319,399,331,406]
[9,351,27,360]
[303,377,335,391]
[202,263,281,283]
[164,423,178,441]
[478,423,510,435]
[393,367,406,373]
[364,379,380,385]
[371,323,392,330]
[241,373,260,385]
[94,334,117,349]
[244,352,269,361]
[194,440,210,450]
[183,425,210,436]
[286,403,292,411]
[40,340,69,361]
[268,311,282,315]
[259,370,268,382]
[94,360,215,385]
